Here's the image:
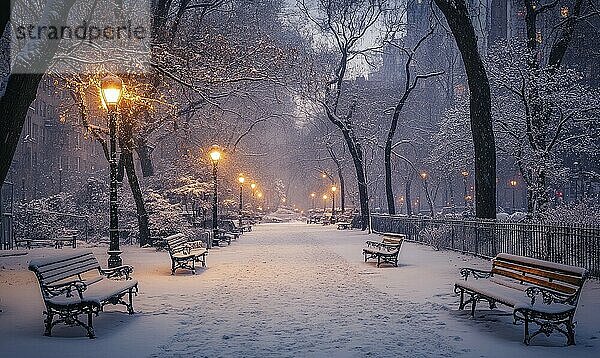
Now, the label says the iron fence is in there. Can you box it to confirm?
[370,214,600,278]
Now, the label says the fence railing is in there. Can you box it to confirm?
[370,214,600,278]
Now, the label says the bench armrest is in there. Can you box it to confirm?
[99,265,134,280]
[365,240,383,248]
[459,267,492,280]
[45,280,87,299]
[525,286,576,306]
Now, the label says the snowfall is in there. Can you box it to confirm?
[1,222,599,358]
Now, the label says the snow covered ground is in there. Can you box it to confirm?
[1,222,599,357]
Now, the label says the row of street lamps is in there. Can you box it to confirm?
[310,183,337,216]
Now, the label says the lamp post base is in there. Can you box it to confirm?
[107,250,123,268]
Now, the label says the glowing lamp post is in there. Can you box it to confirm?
[209,145,222,248]
[509,179,518,213]
[101,75,123,268]
[461,170,469,210]
[331,185,337,220]
[238,174,245,227]
[310,192,316,210]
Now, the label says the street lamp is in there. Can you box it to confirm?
[238,174,245,227]
[310,192,316,209]
[322,194,328,213]
[209,145,222,248]
[461,170,469,210]
[101,75,123,268]
[509,179,518,213]
[331,185,337,219]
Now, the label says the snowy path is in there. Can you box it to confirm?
[150,224,462,357]
[1,222,599,357]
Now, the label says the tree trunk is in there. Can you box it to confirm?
[122,151,150,246]
[384,139,396,215]
[337,127,370,230]
[337,166,345,213]
[119,113,150,246]
[405,177,412,216]
[0,74,42,185]
[434,0,497,219]
[0,0,76,186]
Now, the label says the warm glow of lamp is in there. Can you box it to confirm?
[509,180,518,187]
[331,185,337,192]
[238,175,245,184]
[465,195,473,201]
[100,75,123,107]
[250,183,256,190]
[257,192,263,198]
[461,170,469,177]
[209,145,222,163]
[322,173,327,179]
[311,193,316,198]
[420,172,428,180]
[323,194,328,200]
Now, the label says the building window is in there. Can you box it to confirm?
[536,31,543,43]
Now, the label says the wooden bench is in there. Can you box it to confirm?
[362,234,404,267]
[28,251,138,338]
[213,227,238,246]
[455,253,588,345]
[16,235,77,249]
[220,220,242,236]
[165,233,208,274]
[337,222,352,230]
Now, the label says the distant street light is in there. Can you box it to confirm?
[322,194,328,213]
[331,185,337,219]
[461,170,469,210]
[101,75,123,268]
[310,192,316,209]
[238,174,245,227]
[509,179,518,213]
[209,145,223,248]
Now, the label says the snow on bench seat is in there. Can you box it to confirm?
[454,253,587,346]
[28,251,138,338]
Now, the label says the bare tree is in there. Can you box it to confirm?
[298,0,403,229]
[433,0,497,219]
[383,18,443,215]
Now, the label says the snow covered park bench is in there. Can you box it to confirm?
[362,234,404,267]
[16,235,77,249]
[455,253,588,345]
[28,251,138,339]
[165,233,208,274]
[213,227,238,246]
[220,220,247,239]
[336,222,352,230]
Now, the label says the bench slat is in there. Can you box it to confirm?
[491,267,577,295]
[493,259,584,287]
[34,254,96,274]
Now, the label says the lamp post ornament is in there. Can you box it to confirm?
[101,75,124,268]
[209,146,222,249]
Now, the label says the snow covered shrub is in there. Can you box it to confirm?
[537,201,600,226]
[145,189,194,237]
